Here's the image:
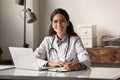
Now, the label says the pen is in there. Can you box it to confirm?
[65,58,73,62]
[70,58,73,62]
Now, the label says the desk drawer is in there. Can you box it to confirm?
[81,38,92,48]
[78,27,92,36]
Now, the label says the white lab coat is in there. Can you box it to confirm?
[34,35,91,68]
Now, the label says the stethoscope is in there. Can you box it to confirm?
[48,35,70,61]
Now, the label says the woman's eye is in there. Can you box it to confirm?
[53,20,58,23]
[60,19,65,23]
[52,19,66,25]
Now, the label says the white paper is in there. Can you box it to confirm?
[48,67,70,72]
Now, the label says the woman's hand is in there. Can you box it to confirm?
[48,61,81,71]
[63,62,81,70]
[48,61,66,67]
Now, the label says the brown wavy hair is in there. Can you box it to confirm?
[48,8,78,36]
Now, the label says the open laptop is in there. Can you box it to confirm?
[9,47,53,71]
[9,47,69,72]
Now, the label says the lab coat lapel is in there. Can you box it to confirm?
[53,36,60,54]
[55,35,69,61]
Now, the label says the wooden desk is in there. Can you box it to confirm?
[86,48,120,63]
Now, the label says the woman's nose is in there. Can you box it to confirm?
[57,21,62,25]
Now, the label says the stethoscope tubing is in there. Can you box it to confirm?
[48,35,70,61]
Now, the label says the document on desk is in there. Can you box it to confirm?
[0,65,15,70]
[39,67,68,72]
[48,67,71,72]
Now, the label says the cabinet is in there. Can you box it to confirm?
[86,48,120,63]
[77,25,96,48]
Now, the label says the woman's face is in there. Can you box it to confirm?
[52,13,69,35]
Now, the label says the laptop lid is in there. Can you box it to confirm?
[9,47,39,70]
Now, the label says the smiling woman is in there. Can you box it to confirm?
[34,8,91,71]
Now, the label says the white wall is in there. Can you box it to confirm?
[0,0,120,60]
[0,0,40,60]
[38,0,120,46]
[0,1,1,44]
[33,0,41,49]
[0,0,23,59]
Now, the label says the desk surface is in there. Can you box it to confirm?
[0,66,120,80]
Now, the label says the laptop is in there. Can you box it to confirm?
[9,47,54,71]
[9,47,76,72]
[9,47,70,72]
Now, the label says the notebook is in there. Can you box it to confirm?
[9,47,69,72]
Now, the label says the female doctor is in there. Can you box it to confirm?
[34,8,91,70]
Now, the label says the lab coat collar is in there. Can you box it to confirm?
[54,35,69,43]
